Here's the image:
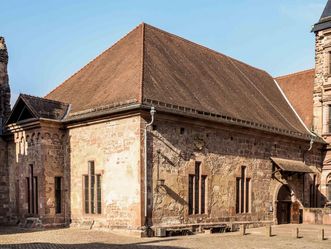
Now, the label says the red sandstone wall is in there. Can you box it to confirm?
[147,114,323,227]
[68,115,143,232]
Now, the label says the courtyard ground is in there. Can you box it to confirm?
[0,224,330,249]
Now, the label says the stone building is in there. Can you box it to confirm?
[0,1,331,235]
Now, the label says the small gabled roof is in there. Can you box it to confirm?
[7,94,69,124]
[312,0,331,32]
[45,23,312,139]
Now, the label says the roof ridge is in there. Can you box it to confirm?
[139,22,145,103]
[275,68,315,80]
[45,23,144,99]
[143,23,269,75]
[21,93,69,106]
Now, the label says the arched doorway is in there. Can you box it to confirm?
[276,185,291,224]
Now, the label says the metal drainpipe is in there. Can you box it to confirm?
[144,106,156,230]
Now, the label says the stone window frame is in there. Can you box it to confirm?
[323,43,331,77]
[82,160,103,216]
[187,160,208,216]
[327,174,331,201]
[235,165,252,214]
[321,101,331,134]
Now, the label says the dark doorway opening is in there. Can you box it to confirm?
[276,185,291,224]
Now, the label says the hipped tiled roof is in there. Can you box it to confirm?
[275,69,314,130]
[45,23,312,138]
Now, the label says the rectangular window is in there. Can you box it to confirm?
[97,175,102,214]
[236,166,250,213]
[201,175,207,214]
[84,175,89,214]
[55,177,62,214]
[26,177,30,214]
[329,105,331,133]
[310,175,316,208]
[83,161,102,214]
[235,178,240,213]
[188,161,207,215]
[27,164,38,214]
[188,175,194,215]
[194,162,200,213]
[246,178,250,213]
[33,176,38,214]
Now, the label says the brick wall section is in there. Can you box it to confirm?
[147,114,324,226]
[68,114,142,231]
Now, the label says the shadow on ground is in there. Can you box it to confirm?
[0,241,186,249]
[0,226,67,235]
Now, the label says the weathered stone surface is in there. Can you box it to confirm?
[68,115,143,231]
[0,36,11,224]
[0,37,11,126]
[148,114,323,227]
[7,122,69,226]
[313,26,331,203]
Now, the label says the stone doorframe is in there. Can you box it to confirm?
[272,183,303,224]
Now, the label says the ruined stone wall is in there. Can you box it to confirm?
[0,37,11,127]
[148,114,323,226]
[7,123,68,226]
[0,137,10,223]
[0,36,11,224]
[68,114,142,231]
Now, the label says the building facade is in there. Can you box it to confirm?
[0,1,331,236]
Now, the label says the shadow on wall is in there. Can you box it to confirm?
[0,242,185,249]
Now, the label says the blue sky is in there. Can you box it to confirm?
[0,0,326,105]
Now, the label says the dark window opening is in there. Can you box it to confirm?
[310,175,316,208]
[97,175,102,214]
[180,127,185,134]
[188,161,207,215]
[27,164,38,214]
[84,161,102,214]
[152,124,157,131]
[84,175,89,214]
[236,166,251,213]
[55,177,62,214]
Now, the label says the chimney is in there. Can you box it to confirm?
[0,37,11,132]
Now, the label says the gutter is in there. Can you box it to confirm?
[144,106,155,232]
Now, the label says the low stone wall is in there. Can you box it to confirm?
[303,208,331,224]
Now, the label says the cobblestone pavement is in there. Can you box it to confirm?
[0,224,330,249]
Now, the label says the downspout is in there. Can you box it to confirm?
[144,106,156,230]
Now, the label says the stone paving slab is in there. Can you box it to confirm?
[0,224,330,249]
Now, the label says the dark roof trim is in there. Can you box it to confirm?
[312,0,331,32]
[144,98,316,142]
[271,157,314,173]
